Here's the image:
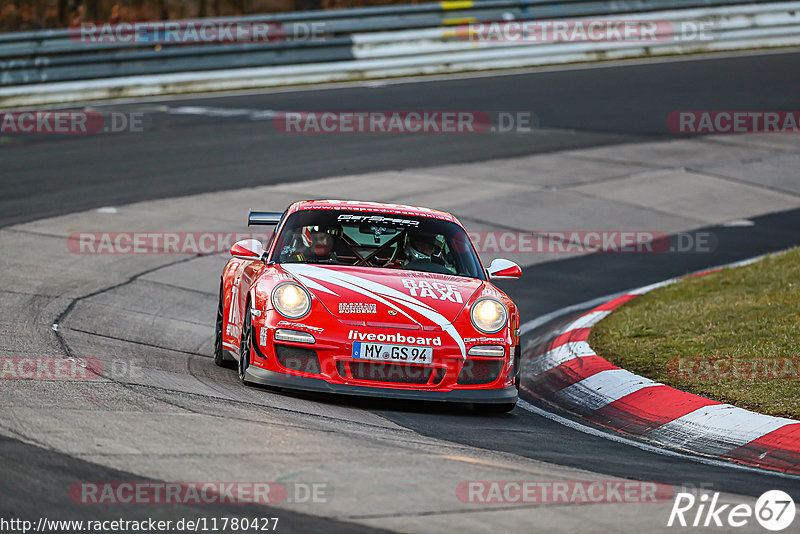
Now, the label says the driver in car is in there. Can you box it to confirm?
[300,225,340,263]
[402,231,452,273]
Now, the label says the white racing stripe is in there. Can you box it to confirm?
[644,404,800,457]
[550,369,661,412]
[288,272,339,296]
[283,264,468,358]
[285,265,421,325]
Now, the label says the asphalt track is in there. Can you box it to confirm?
[2,50,800,532]
[3,49,800,227]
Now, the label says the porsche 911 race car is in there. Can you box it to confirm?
[214,200,523,412]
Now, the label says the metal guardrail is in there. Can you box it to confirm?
[0,0,791,86]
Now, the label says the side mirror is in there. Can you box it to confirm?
[487,258,522,279]
[231,239,264,261]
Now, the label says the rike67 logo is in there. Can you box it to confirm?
[668,490,795,531]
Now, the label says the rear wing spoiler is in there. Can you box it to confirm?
[248,210,283,226]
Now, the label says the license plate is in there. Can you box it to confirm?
[352,342,433,364]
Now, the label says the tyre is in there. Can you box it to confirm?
[213,285,236,368]
[238,304,253,384]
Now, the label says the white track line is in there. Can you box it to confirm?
[518,291,627,337]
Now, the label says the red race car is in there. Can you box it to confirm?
[214,200,523,412]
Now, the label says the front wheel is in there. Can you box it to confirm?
[214,286,235,368]
[238,305,253,384]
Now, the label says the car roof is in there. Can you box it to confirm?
[287,200,460,224]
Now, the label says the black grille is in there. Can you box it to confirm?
[349,362,432,384]
[457,360,503,385]
[275,345,321,374]
[432,368,446,385]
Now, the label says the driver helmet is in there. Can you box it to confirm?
[302,225,340,257]
[404,231,443,262]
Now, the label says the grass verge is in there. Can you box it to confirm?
[589,247,800,420]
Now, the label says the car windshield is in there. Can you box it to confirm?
[270,209,486,280]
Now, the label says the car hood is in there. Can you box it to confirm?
[280,263,483,327]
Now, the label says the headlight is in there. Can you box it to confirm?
[271,282,311,319]
[470,298,508,334]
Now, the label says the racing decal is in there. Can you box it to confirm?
[463,337,505,344]
[314,200,435,213]
[228,277,241,327]
[276,321,324,333]
[481,286,503,298]
[259,326,268,347]
[348,330,442,346]
[295,201,454,221]
[272,274,292,282]
[338,302,377,314]
[400,271,462,283]
[337,214,420,227]
[282,264,467,359]
[401,279,463,303]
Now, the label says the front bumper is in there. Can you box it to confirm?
[245,365,518,404]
